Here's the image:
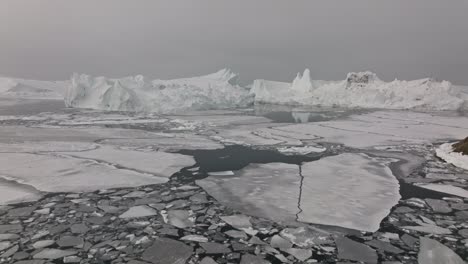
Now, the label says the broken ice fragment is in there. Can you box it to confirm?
[418,237,465,264]
[119,205,157,219]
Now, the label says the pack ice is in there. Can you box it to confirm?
[65,69,253,113]
[251,69,468,110]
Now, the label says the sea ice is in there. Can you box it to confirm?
[59,145,194,177]
[418,237,465,264]
[197,163,301,224]
[300,153,400,232]
[272,111,468,148]
[417,183,468,199]
[436,142,468,171]
[197,153,401,232]
[0,151,192,204]
[0,178,42,205]
[277,145,326,155]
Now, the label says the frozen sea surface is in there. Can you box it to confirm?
[0,97,467,232]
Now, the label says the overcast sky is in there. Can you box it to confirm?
[1,0,468,84]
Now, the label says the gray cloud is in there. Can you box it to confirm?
[1,0,467,84]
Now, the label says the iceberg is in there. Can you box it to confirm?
[0,77,67,99]
[251,69,468,110]
[65,69,253,114]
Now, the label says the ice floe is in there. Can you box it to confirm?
[0,146,194,204]
[272,111,468,148]
[299,153,400,232]
[198,153,401,232]
[277,145,326,155]
[418,237,465,264]
[197,163,301,224]
[416,183,468,199]
[58,145,194,177]
[0,153,169,193]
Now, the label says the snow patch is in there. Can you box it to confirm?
[277,145,326,155]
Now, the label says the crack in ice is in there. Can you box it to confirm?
[295,165,304,221]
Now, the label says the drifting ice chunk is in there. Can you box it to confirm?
[0,178,42,205]
[273,111,468,148]
[300,153,400,232]
[277,145,326,155]
[0,149,193,204]
[197,163,300,224]
[60,146,195,177]
[417,183,468,199]
[65,69,253,113]
[418,237,465,264]
[436,142,468,171]
[208,171,235,176]
[251,69,468,110]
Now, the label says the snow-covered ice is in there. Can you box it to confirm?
[300,153,400,232]
[197,163,301,224]
[197,153,401,232]
[251,69,468,110]
[277,145,326,155]
[65,69,253,113]
[272,111,468,148]
[0,177,42,205]
[59,145,194,177]
[0,152,174,193]
[436,142,468,171]
[0,125,196,204]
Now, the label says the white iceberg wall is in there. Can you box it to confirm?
[251,69,468,110]
[65,69,254,113]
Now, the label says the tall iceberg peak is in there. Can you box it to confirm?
[291,68,313,92]
[250,69,468,110]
